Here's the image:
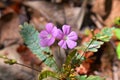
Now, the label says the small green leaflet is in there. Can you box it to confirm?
[114,28,120,59]
[86,75,104,80]
[75,75,104,80]
[95,27,114,42]
[114,17,120,25]
[84,40,104,52]
[20,23,58,71]
[116,43,120,59]
[65,50,77,65]
[76,40,104,52]
[114,28,120,40]
[75,75,87,80]
[61,50,77,74]
[38,70,59,80]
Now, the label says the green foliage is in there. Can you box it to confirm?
[38,70,59,80]
[114,28,120,40]
[4,59,17,65]
[76,40,104,52]
[65,50,77,65]
[75,75,87,80]
[0,55,17,65]
[59,50,77,79]
[114,17,120,25]
[85,40,104,52]
[95,27,114,42]
[76,27,114,53]
[116,43,120,59]
[86,75,104,80]
[114,28,120,59]
[75,75,104,80]
[20,23,58,71]
[84,28,91,36]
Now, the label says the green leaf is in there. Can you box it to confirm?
[76,27,113,53]
[76,40,104,52]
[75,75,87,80]
[114,28,120,40]
[75,75,104,80]
[61,50,77,74]
[38,70,59,80]
[116,43,120,59]
[95,27,114,42]
[20,23,58,71]
[65,50,77,65]
[86,75,104,80]
[114,17,120,25]
[85,40,104,52]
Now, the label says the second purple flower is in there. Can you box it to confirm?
[57,25,78,49]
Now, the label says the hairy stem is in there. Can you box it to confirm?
[16,62,41,72]
[79,39,94,60]
[0,55,41,72]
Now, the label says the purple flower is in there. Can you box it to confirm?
[57,25,78,49]
[39,23,58,47]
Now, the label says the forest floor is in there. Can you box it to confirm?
[0,0,120,80]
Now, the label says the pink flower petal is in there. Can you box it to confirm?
[58,40,67,49]
[47,37,55,46]
[56,29,63,39]
[40,39,48,47]
[39,30,49,39]
[45,23,54,33]
[66,40,77,49]
[68,31,78,41]
[52,27,58,37]
[62,25,71,35]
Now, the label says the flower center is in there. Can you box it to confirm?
[47,34,52,39]
[63,35,68,40]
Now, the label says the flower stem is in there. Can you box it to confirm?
[0,55,41,72]
[16,62,41,72]
[79,39,94,60]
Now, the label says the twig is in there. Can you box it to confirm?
[112,63,118,80]
[96,14,106,26]
[90,15,103,29]
[23,1,52,22]
[62,4,67,24]
[110,40,119,80]
[74,0,88,30]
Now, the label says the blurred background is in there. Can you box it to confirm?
[0,0,120,80]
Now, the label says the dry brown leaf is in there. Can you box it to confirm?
[0,12,23,47]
